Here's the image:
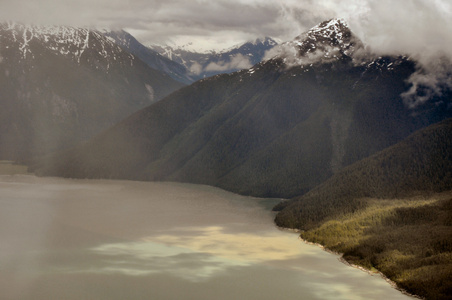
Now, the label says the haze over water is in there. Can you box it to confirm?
[0,175,412,300]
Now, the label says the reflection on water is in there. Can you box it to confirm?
[0,175,413,300]
[88,226,307,281]
[150,225,306,263]
[92,240,248,280]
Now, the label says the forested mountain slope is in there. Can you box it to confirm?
[274,118,452,228]
[274,118,452,300]
[33,20,452,199]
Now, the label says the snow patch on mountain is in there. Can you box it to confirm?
[264,18,363,68]
[151,41,216,57]
[0,22,134,68]
[149,37,278,81]
[262,18,452,110]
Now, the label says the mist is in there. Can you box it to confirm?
[204,54,253,72]
[274,0,452,107]
[345,0,452,107]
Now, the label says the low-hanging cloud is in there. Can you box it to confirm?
[273,0,452,107]
[189,62,203,76]
[204,54,252,72]
[346,0,452,107]
[264,43,344,69]
[401,56,452,108]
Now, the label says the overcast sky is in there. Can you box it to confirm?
[1,0,451,106]
[1,0,451,54]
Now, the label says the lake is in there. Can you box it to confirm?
[0,175,413,300]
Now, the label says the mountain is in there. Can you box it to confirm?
[274,117,452,228]
[274,118,452,300]
[267,18,362,66]
[102,30,193,84]
[149,37,278,81]
[32,19,452,199]
[0,22,184,162]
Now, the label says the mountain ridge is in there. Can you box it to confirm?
[273,118,452,300]
[149,37,278,81]
[102,29,193,84]
[274,117,452,228]
[31,20,452,198]
[0,22,184,161]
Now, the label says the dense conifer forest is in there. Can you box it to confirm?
[274,118,452,299]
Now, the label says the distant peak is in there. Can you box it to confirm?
[296,18,351,45]
[310,18,349,33]
[264,18,363,68]
[251,37,278,46]
[0,22,132,66]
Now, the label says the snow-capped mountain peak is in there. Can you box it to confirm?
[253,37,279,47]
[306,18,349,41]
[0,22,184,161]
[0,22,134,68]
[149,37,278,81]
[265,18,363,67]
[294,18,359,56]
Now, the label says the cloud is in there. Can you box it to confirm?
[0,0,284,49]
[347,0,452,57]
[189,62,203,76]
[1,0,450,51]
[267,0,452,107]
[2,0,451,57]
[350,0,452,107]
[264,43,344,69]
[401,56,452,108]
[204,54,252,72]
[1,0,451,106]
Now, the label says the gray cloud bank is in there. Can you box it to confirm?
[1,0,451,106]
[2,0,450,57]
[349,0,452,107]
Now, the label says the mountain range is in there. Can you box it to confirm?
[102,30,193,84]
[0,22,184,162]
[101,31,278,84]
[149,37,278,81]
[3,18,452,300]
[32,19,452,199]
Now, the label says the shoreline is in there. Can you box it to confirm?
[0,161,429,299]
[276,224,421,299]
[294,230,423,300]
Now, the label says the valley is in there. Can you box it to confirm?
[1,15,451,300]
[32,20,452,200]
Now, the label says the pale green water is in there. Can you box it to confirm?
[0,175,413,300]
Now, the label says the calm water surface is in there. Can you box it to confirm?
[0,175,413,300]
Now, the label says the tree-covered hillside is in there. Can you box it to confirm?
[274,118,452,300]
[32,20,452,199]
[274,118,452,228]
